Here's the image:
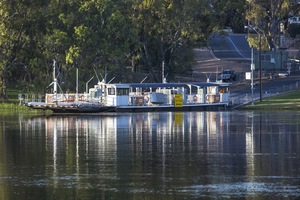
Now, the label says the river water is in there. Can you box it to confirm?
[0,111,300,199]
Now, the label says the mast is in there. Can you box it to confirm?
[76,67,78,102]
[53,60,58,101]
[162,61,166,83]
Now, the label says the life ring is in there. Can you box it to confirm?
[136,96,144,106]
[66,96,74,102]
[79,95,83,101]
[145,95,150,103]
[193,95,197,102]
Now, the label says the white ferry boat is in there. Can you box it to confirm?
[26,80,231,113]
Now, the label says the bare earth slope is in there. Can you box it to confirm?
[191,48,250,82]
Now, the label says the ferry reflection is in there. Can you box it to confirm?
[38,112,230,187]
[13,111,300,198]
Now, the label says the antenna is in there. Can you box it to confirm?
[203,73,212,83]
[86,76,94,93]
[53,59,56,79]
[93,67,106,83]
[107,77,115,84]
[140,76,147,83]
[52,60,57,96]
[93,67,100,82]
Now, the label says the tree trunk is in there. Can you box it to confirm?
[143,43,158,82]
[0,71,8,102]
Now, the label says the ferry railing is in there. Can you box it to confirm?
[20,93,94,105]
[19,93,45,105]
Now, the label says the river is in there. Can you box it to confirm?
[0,111,300,199]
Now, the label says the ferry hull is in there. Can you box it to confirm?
[26,102,228,113]
[115,104,228,112]
[26,102,115,113]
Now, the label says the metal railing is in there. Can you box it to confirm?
[230,81,300,106]
[18,94,45,105]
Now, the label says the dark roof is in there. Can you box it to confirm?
[129,83,186,88]
[187,82,221,87]
[128,82,226,88]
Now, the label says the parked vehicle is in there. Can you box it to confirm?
[218,69,236,82]
[288,16,300,24]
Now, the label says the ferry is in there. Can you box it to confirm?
[25,60,231,113]
[25,80,231,113]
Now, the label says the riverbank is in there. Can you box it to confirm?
[238,89,300,110]
[2,92,300,112]
[3,44,300,112]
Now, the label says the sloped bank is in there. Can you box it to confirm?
[237,90,300,110]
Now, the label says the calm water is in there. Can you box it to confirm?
[1,111,300,199]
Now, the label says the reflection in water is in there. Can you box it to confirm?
[0,111,300,199]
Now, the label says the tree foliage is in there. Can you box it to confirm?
[0,0,219,97]
[246,0,290,50]
[210,0,247,33]
[132,0,213,82]
[2,0,288,98]
[0,0,49,98]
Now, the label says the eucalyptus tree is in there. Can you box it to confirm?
[0,0,219,96]
[246,0,290,50]
[131,0,213,82]
[54,0,214,84]
[0,0,50,98]
[42,0,85,91]
[210,0,247,32]
[47,0,139,85]
[0,1,28,99]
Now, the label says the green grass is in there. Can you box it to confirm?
[240,90,300,110]
[0,86,46,113]
[0,102,39,112]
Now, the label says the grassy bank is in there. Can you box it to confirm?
[239,90,300,110]
[1,87,46,113]
[0,102,37,112]
[0,102,51,115]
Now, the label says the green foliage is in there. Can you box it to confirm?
[246,34,270,51]
[130,0,214,82]
[246,0,290,49]
[210,0,247,33]
[0,0,259,93]
[2,0,218,89]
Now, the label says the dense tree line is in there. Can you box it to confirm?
[0,0,297,98]
[0,0,218,97]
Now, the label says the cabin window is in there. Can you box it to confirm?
[117,88,129,95]
[171,89,177,94]
[94,88,102,98]
[108,88,115,95]
[191,86,198,94]
[198,88,204,94]
[219,87,229,93]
